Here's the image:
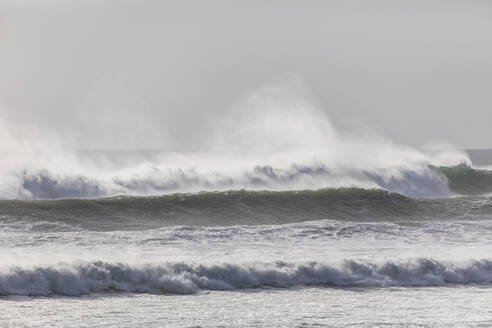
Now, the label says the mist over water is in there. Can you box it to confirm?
[0,77,470,200]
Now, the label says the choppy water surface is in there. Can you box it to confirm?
[2,150,492,327]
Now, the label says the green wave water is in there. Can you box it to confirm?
[2,187,492,231]
[438,165,492,195]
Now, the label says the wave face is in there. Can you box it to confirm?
[438,165,492,196]
[3,188,492,231]
[2,259,492,296]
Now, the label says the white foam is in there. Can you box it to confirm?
[1,258,492,296]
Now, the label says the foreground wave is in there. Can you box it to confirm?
[2,259,492,296]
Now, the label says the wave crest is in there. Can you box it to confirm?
[12,162,455,200]
[2,259,492,296]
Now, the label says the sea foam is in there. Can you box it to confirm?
[2,259,492,296]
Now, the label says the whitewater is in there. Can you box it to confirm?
[3,82,492,327]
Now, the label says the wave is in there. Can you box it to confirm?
[2,258,492,296]
[2,188,492,231]
[438,165,492,196]
[10,163,492,201]
[13,162,454,200]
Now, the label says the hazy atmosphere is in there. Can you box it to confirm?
[1,0,492,150]
[4,2,492,327]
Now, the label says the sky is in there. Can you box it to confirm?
[1,0,492,150]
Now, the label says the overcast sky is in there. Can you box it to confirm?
[1,0,492,150]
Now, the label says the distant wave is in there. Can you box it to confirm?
[3,188,492,231]
[11,163,457,200]
[9,162,492,201]
[2,258,492,296]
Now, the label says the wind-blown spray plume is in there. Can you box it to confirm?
[0,77,469,199]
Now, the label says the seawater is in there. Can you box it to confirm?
[1,150,492,327]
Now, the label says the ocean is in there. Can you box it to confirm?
[2,149,492,327]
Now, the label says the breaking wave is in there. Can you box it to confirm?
[14,163,456,200]
[2,258,492,296]
[8,163,492,201]
[0,77,473,200]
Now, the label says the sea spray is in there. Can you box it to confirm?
[0,79,469,199]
